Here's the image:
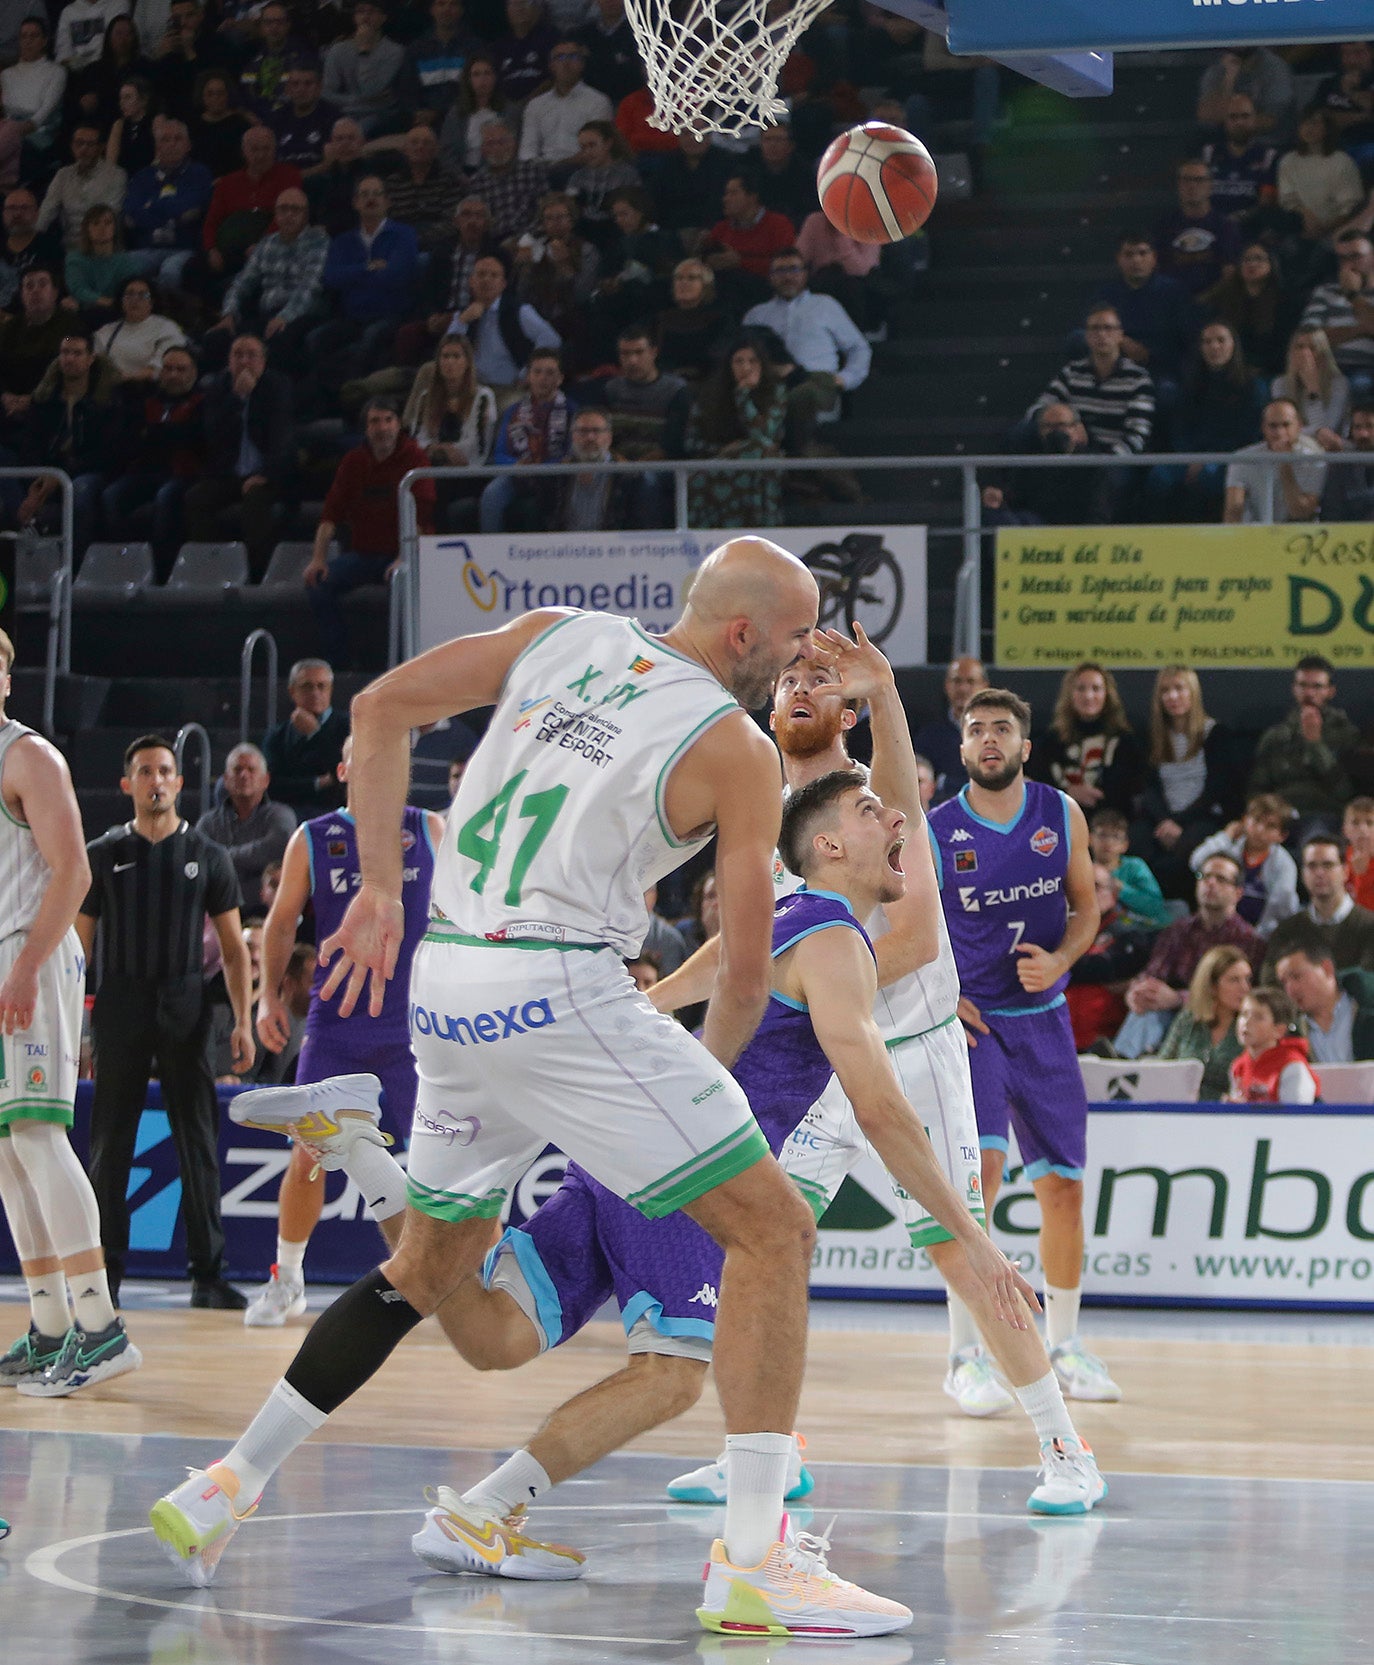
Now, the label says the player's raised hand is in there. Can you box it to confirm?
[1014,941,1067,993]
[811,622,894,706]
[963,1230,1039,1329]
[319,885,406,1018]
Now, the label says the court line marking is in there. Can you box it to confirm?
[23,1512,682,1647]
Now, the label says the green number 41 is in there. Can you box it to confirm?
[455,770,569,906]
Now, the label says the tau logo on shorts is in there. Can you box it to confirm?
[954,849,978,873]
[958,885,980,912]
[410,998,556,1044]
[1030,825,1060,858]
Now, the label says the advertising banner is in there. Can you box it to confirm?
[995,522,1374,669]
[415,527,928,668]
[946,0,1369,56]
[5,1095,1373,1312]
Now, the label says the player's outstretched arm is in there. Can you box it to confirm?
[649,932,721,1014]
[1014,795,1100,994]
[794,927,1036,1329]
[816,623,921,824]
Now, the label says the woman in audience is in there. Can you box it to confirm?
[1160,319,1266,519]
[656,258,733,382]
[1157,944,1252,1101]
[1272,327,1351,450]
[66,204,153,320]
[566,120,641,247]
[686,337,787,528]
[68,13,150,131]
[438,55,509,173]
[401,335,498,525]
[93,275,188,381]
[1137,664,1235,896]
[511,192,600,346]
[190,69,257,180]
[1032,661,1144,820]
[1201,243,1300,378]
[105,74,157,175]
[1276,108,1365,281]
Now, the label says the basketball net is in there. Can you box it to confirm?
[622,0,832,136]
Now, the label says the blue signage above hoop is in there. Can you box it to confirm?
[945,0,1372,56]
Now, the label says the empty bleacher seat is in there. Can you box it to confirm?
[1078,1057,1205,1103]
[1313,1063,1374,1106]
[260,542,316,589]
[13,536,65,607]
[145,542,249,605]
[73,542,154,606]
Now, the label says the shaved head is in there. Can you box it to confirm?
[672,537,819,708]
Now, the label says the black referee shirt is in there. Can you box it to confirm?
[82,822,241,982]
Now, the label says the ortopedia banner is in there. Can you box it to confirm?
[995,523,1374,668]
[815,1105,1374,1309]
[415,527,928,668]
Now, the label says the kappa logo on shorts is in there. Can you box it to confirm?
[1030,825,1060,858]
[410,998,556,1044]
[688,1283,718,1308]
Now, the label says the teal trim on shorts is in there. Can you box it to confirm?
[483,1226,563,1349]
[620,1289,716,1344]
[985,993,1067,1017]
[1023,1159,1085,1182]
[885,1010,960,1049]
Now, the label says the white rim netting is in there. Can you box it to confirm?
[622,0,834,136]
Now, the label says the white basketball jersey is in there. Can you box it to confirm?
[431,612,740,956]
[0,720,54,940]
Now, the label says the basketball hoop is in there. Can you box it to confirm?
[622,0,833,137]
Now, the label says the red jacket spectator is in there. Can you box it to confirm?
[1229,1035,1319,1102]
[703,174,795,280]
[202,130,303,252]
[321,431,436,556]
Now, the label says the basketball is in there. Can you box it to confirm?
[816,122,938,245]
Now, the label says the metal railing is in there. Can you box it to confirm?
[239,628,278,742]
[2,468,73,736]
[397,450,1372,665]
[174,722,212,819]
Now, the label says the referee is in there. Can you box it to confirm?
[76,736,255,1309]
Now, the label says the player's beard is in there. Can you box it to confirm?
[965,755,1023,792]
[775,701,847,758]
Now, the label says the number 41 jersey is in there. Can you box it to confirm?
[432,611,741,956]
[927,779,1073,1012]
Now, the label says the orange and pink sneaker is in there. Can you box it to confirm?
[697,1515,913,1639]
[149,1462,260,1588]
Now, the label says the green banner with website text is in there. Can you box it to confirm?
[995,523,1374,668]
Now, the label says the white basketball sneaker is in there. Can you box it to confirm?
[697,1515,912,1639]
[942,1345,1015,1418]
[411,1487,586,1580]
[150,1464,259,1587]
[667,1433,813,1504]
[1027,1436,1108,1516]
[1050,1339,1123,1402]
[243,1266,307,1328]
[230,1074,393,1173]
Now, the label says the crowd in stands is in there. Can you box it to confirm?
[0,0,939,607]
[989,40,1374,526]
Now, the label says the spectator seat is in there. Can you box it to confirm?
[73,542,155,607]
[146,542,250,605]
[1078,1057,1206,1103]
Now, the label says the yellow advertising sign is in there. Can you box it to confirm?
[995,523,1374,668]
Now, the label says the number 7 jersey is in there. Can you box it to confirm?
[927,779,1073,1012]
[432,611,742,955]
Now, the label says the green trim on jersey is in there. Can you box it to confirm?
[0,795,28,829]
[500,612,581,695]
[792,1172,831,1224]
[628,1120,770,1218]
[422,928,609,952]
[653,702,740,850]
[406,1176,507,1223]
[629,621,722,678]
[885,1010,960,1049]
[0,1102,75,1136]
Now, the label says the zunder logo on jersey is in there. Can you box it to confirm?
[1030,826,1060,858]
[958,886,980,912]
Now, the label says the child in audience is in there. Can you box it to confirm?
[1191,793,1298,937]
[1088,808,1170,928]
[1228,987,1319,1104]
[1344,796,1374,912]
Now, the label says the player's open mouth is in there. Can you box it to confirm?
[887,837,905,873]
[790,705,813,720]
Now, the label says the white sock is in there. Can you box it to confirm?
[947,1292,980,1358]
[219,1378,329,1500]
[70,1268,116,1332]
[26,1271,70,1338]
[345,1143,409,1223]
[462,1449,551,1519]
[724,1432,792,1567]
[277,1237,307,1282]
[1043,1283,1081,1351]
[1015,1370,1077,1445]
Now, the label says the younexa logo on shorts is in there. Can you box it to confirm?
[411,999,556,1043]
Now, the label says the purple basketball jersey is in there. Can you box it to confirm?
[304,805,434,1037]
[929,779,1072,1012]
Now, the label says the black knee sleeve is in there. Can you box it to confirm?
[284,1268,424,1415]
